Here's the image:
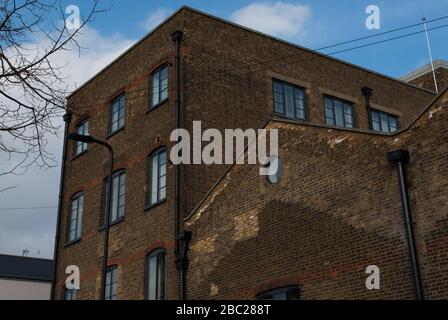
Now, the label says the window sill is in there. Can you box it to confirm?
[274,112,307,122]
[64,238,81,247]
[144,198,167,212]
[147,99,169,114]
[71,150,88,161]
[105,127,125,140]
[98,217,125,232]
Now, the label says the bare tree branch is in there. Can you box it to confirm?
[0,0,103,177]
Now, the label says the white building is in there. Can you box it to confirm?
[0,254,53,300]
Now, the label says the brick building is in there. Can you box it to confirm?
[52,6,447,300]
[401,59,448,93]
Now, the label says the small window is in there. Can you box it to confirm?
[102,170,125,225]
[63,287,77,300]
[105,266,118,300]
[110,94,125,134]
[370,110,399,133]
[324,96,354,128]
[148,148,167,206]
[151,65,169,108]
[146,248,166,300]
[256,286,300,300]
[273,79,306,120]
[67,193,83,242]
[74,120,89,156]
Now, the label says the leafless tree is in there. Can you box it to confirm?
[0,0,103,181]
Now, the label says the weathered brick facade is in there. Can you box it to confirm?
[53,7,445,300]
[186,90,448,299]
[408,67,448,93]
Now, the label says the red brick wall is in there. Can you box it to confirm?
[185,91,448,299]
[54,13,184,300]
[54,7,439,300]
[180,8,435,215]
[408,67,448,93]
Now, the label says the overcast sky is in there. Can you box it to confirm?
[1,0,447,259]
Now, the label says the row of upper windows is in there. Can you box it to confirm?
[66,148,167,244]
[73,75,397,158]
[72,65,169,158]
[63,248,166,300]
[272,79,399,133]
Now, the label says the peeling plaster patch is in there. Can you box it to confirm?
[190,235,217,254]
[327,137,347,149]
[95,274,101,299]
[210,283,219,296]
[110,232,124,252]
[234,209,259,241]
[189,175,232,224]
[429,105,443,119]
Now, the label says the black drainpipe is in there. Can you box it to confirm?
[387,149,424,300]
[177,231,191,299]
[171,29,185,300]
[362,86,373,130]
[50,111,71,299]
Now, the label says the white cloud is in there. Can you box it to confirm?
[230,2,311,38]
[52,27,135,90]
[141,8,173,32]
[0,27,135,258]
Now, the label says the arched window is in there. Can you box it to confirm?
[62,287,77,300]
[74,119,89,156]
[145,248,166,300]
[105,265,118,300]
[67,192,84,242]
[110,94,126,134]
[147,148,167,207]
[256,286,300,300]
[150,65,169,108]
[102,169,126,225]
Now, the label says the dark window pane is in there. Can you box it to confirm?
[273,80,306,120]
[110,95,125,133]
[334,100,344,126]
[74,121,89,155]
[324,97,354,128]
[389,116,398,132]
[273,81,284,114]
[370,109,399,133]
[64,288,77,300]
[148,149,167,205]
[324,98,334,125]
[294,88,306,120]
[343,104,353,128]
[105,267,118,300]
[157,253,165,300]
[294,87,304,100]
[148,256,157,300]
[380,112,389,133]
[284,84,295,118]
[151,66,169,107]
[103,172,125,225]
[146,249,166,300]
[372,120,381,132]
[68,194,83,242]
[256,286,300,300]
